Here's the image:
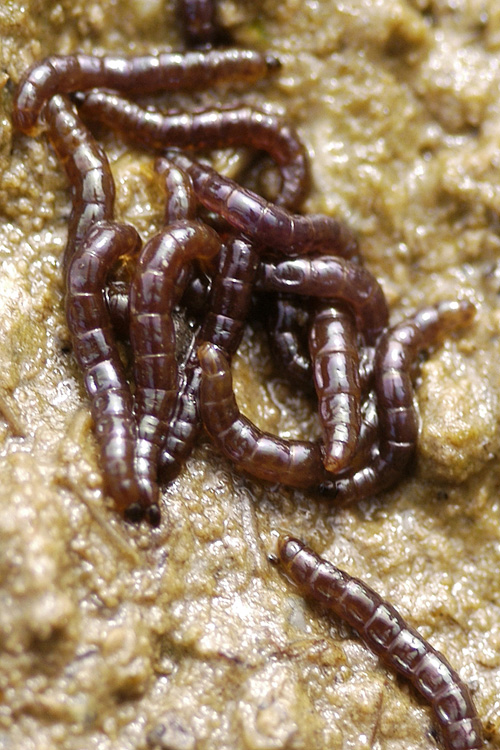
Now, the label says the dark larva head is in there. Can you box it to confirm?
[123,502,146,524]
[265,54,282,72]
[146,503,162,527]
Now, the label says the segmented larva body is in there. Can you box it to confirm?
[160,234,260,481]
[321,299,476,504]
[346,390,379,474]
[104,158,199,339]
[179,0,219,47]
[78,97,310,210]
[277,536,484,750]
[105,280,130,339]
[129,220,222,520]
[198,342,331,487]
[65,221,143,516]
[201,233,261,351]
[165,150,359,258]
[156,157,198,222]
[44,95,115,273]
[180,271,212,315]
[264,298,376,395]
[259,256,388,345]
[13,49,279,136]
[309,301,361,474]
[264,294,313,390]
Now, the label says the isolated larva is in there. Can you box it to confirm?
[277,536,484,750]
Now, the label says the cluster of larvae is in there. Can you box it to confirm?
[11,3,483,746]
[12,48,474,524]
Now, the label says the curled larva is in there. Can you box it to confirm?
[159,234,260,481]
[259,255,388,345]
[130,220,222,520]
[165,149,359,258]
[77,97,310,209]
[320,299,476,504]
[13,48,279,135]
[198,342,331,487]
[65,220,143,519]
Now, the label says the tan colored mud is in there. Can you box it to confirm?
[0,0,499,748]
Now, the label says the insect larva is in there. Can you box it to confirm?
[105,280,130,339]
[309,301,361,474]
[77,96,310,210]
[277,536,484,750]
[165,150,359,258]
[104,160,200,340]
[65,220,144,520]
[179,0,219,47]
[321,299,476,504]
[259,256,388,345]
[179,270,212,316]
[263,297,377,397]
[198,342,331,487]
[345,390,379,474]
[43,95,115,273]
[159,234,260,481]
[129,220,222,518]
[13,49,280,136]
[155,156,198,222]
[263,294,313,390]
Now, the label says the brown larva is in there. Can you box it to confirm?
[259,255,388,345]
[197,342,331,487]
[129,220,222,520]
[164,150,359,258]
[308,301,362,474]
[77,96,311,210]
[159,234,260,481]
[44,95,116,274]
[277,536,484,750]
[320,299,476,504]
[65,220,143,520]
[13,49,279,136]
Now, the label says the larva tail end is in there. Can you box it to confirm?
[322,442,354,475]
[197,342,225,375]
[277,535,303,565]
